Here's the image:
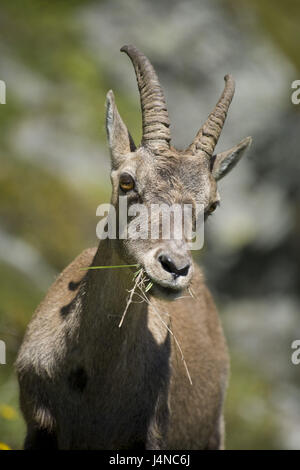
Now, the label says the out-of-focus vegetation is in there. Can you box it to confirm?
[229,0,300,74]
[0,0,300,449]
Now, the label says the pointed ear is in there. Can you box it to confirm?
[211,136,252,181]
[106,90,136,168]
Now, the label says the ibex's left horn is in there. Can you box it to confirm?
[188,74,235,158]
[121,45,171,151]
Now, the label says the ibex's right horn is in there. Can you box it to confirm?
[121,45,171,152]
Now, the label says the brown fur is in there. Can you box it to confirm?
[17,242,229,449]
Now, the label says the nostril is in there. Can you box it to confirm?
[158,255,190,278]
[159,255,175,275]
[178,264,190,277]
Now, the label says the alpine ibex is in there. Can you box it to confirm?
[16,45,251,450]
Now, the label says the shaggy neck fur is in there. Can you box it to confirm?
[74,239,167,376]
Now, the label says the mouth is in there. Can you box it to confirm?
[151,282,185,300]
[143,272,187,300]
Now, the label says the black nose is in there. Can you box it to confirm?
[159,254,190,279]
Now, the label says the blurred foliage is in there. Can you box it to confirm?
[0,374,25,450]
[0,153,93,270]
[228,0,300,74]
[225,354,279,450]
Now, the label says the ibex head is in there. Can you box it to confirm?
[106,45,251,296]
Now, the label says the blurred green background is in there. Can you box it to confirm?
[0,0,300,450]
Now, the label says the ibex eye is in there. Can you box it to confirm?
[119,173,135,192]
[208,201,219,214]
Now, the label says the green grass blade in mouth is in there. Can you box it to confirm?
[80,264,139,271]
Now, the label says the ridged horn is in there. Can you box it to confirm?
[188,74,235,158]
[121,45,171,151]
